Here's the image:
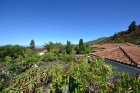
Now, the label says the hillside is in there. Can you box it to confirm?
[85,37,107,45]
[96,21,140,44]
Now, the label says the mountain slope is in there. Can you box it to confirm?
[97,24,140,44]
[85,37,107,45]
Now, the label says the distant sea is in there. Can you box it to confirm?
[0,45,43,49]
[35,45,43,48]
[22,45,43,49]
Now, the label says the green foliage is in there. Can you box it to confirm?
[85,48,92,53]
[79,38,85,52]
[1,38,140,92]
[23,49,40,66]
[128,21,137,31]
[77,39,92,54]
[0,45,26,58]
[0,58,4,63]
[43,41,54,51]
[43,41,66,54]
[77,38,85,54]
[3,49,40,77]
[65,40,72,54]
[40,52,57,62]
[49,48,59,54]
[5,56,12,64]
[3,56,116,93]
[49,57,116,93]
[101,72,140,92]
[2,55,140,93]
[85,44,92,53]
[30,39,35,49]
[58,53,74,62]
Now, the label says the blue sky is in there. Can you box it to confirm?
[0,0,140,45]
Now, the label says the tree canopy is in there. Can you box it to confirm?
[43,41,66,54]
[78,38,85,53]
[30,39,35,49]
[76,38,91,54]
[0,45,26,59]
[128,21,137,31]
[65,40,72,54]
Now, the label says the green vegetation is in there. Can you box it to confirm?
[76,38,92,54]
[65,40,72,54]
[0,45,26,59]
[0,37,140,92]
[43,41,66,54]
[30,39,35,49]
[128,21,137,31]
[1,55,140,93]
[97,21,140,44]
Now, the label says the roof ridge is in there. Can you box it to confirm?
[119,46,137,66]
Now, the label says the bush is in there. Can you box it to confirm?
[40,53,57,62]
[85,48,92,53]
[79,51,86,54]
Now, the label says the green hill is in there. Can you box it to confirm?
[97,21,140,44]
[85,37,107,45]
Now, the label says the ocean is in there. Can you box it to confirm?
[0,45,43,49]
[35,45,44,48]
[23,45,43,48]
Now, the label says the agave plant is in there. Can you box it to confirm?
[35,74,42,87]
[24,78,36,93]
[41,68,49,82]
[3,56,123,93]
[35,87,45,93]
[3,86,15,93]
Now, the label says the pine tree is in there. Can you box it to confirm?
[30,39,35,49]
[128,21,137,31]
[79,38,85,51]
[65,40,72,54]
[77,38,85,54]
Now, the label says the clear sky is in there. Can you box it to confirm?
[0,0,140,45]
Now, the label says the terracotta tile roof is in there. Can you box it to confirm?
[90,43,135,49]
[90,43,140,67]
[42,49,48,53]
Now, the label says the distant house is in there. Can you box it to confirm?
[39,49,48,55]
[42,49,48,53]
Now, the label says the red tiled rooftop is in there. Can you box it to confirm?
[90,43,136,50]
[90,43,140,67]
[42,49,48,53]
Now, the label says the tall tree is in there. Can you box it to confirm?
[65,40,72,54]
[30,39,35,49]
[77,38,86,54]
[79,38,85,51]
[128,21,137,31]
